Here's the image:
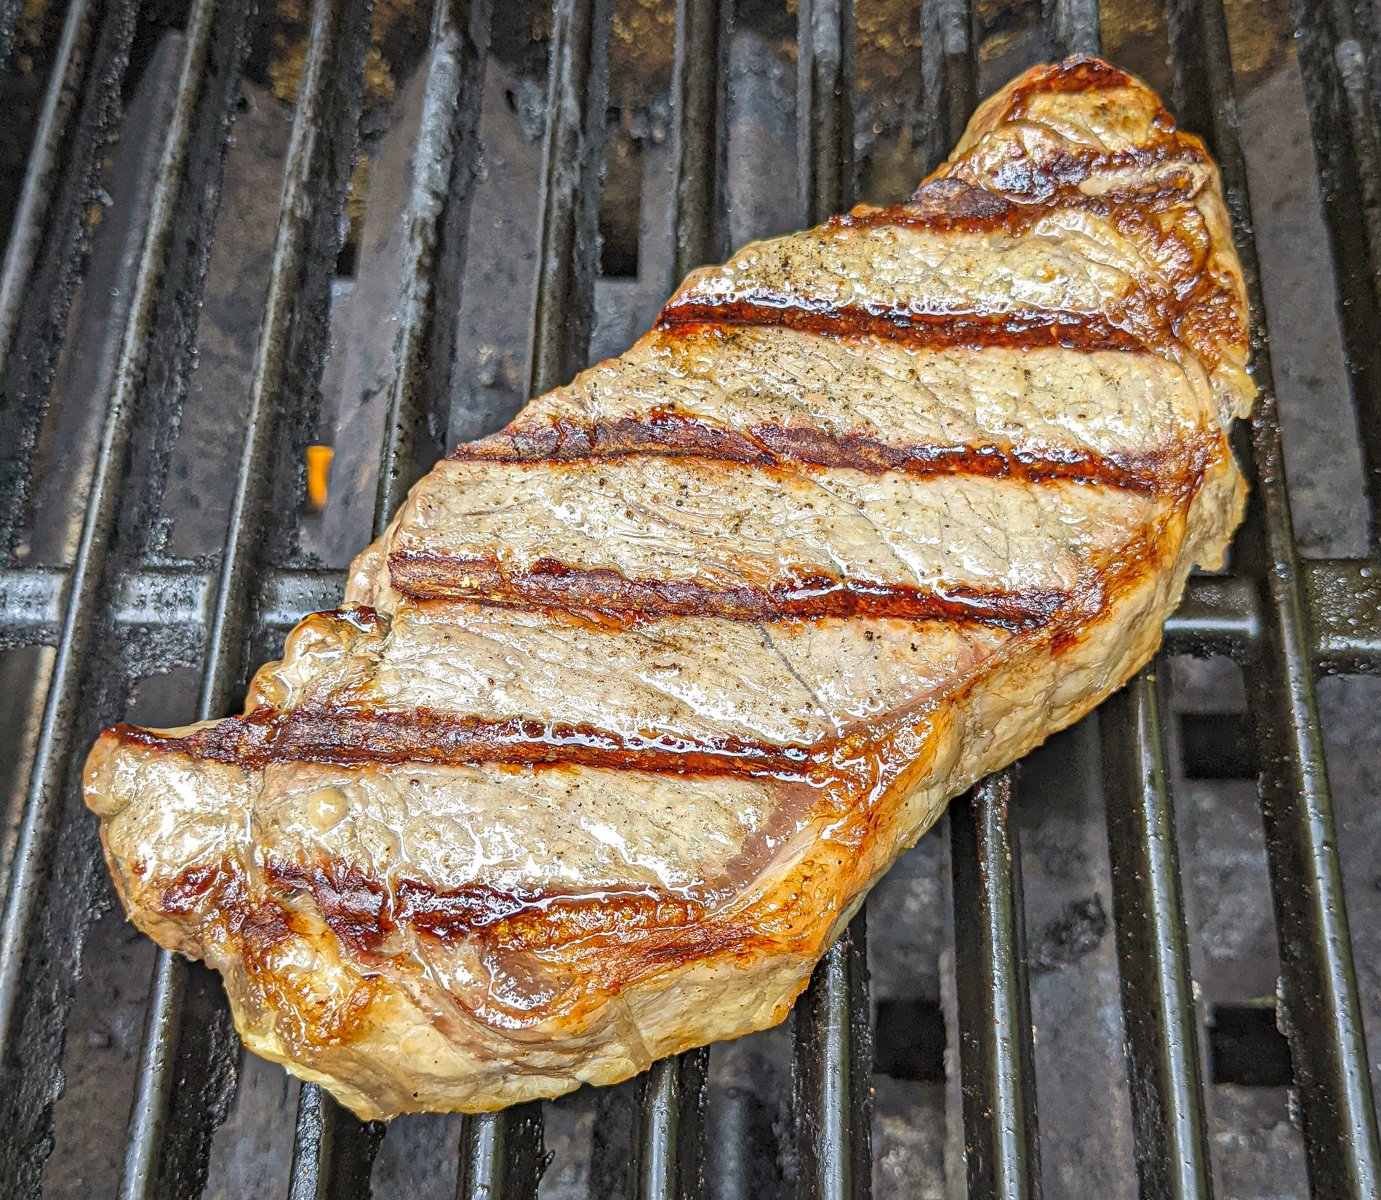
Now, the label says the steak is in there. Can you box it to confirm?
[83,56,1255,1119]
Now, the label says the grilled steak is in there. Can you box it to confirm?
[84,57,1254,1119]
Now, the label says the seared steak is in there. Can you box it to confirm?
[84,57,1254,1118]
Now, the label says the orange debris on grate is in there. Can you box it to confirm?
[305,445,334,513]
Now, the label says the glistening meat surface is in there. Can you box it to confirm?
[84,56,1255,1119]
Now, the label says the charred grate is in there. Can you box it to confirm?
[0,0,1378,1197]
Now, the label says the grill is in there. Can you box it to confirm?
[0,0,1379,1196]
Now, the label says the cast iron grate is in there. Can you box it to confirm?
[0,0,1378,1197]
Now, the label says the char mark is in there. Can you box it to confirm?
[830,148,1208,236]
[111,706,818,777]
[1006,56,1153,113]
[158,854,708,956]
[657,293,1148,356]
[454,413,1184,495]
[385,552,1067,630]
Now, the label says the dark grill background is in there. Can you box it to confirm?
[0,0,1378,1196]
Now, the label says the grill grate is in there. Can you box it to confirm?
[0,1,1379,1197]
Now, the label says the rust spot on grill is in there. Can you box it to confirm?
[455,411,1202,497]
[657,294,1149,356]
[384,551,1069,630]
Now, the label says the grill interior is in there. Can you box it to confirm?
[1,0,1380,1197]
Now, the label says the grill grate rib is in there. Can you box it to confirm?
[950,774,1042,1200]
[0,0,1379,1196]
[929,9,1043,1199]
[791,6,875,1200]
[121,0,375,1194]
[1100,675,1213,1199]
[1168,0,1381,1192]
[1050,8,1215,1199]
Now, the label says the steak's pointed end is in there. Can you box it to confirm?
[84,57,1255,1119]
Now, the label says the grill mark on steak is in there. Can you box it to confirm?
[657,294,1149,356]
[264,858,709,953]
[126,510,1185,997]
[152,852,714,963]
[831,154,1210,236]
[384,553,1069,629]
[110,706,821,777]
[452,412,1200,496]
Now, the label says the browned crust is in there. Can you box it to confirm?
[145,852,767,1017]
[453,410,1201,496]
[260,857,709,956]
[153,862,391,1047]
[127,493,1192,1018]
[89,55,1255,1096]
[384,551,1069,629]
[657,294,1150,355]
[1004,55,1147,110]
[109,705,818,777]
[832,154,1209,235]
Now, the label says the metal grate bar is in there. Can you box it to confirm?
[1042,0,1100,64]
[290,0,494,1191]
[457,0,610,1194]
[626,0,730,1191]
[0,2,254,1192]
[1288,0,1381,552]
[668,0,728,285]
[1043,8,1216,1196]
[1101,675,1214,1199]
[1168,1,1381,1193]
[797,0,854,223]
[793,919,873,1200]
[950,775,1042,1200]
[0,0,101,371]
[1305,559,1381,674]
[0,561,1281,657]
[0,0,137,559]
[0,563,337,648]
[1161,574,1260,660]
[119,1,376,1195]
[634,1049,710,1200]
[288,1085,386,1200]
[527,0,612,400]
[372,0,493,538]
[790,5,873,1200]
[919,0,977,178]
[15,555,1377,664]
[455,1107,546,1200]
[934,8,1043,1196]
